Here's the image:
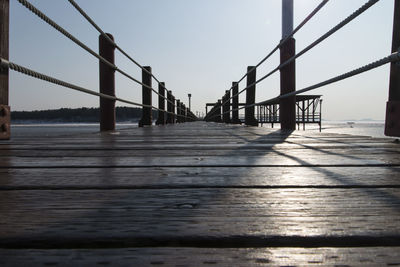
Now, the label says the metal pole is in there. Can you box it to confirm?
[188,93,191,111]
[385,0,400,137]
[0,0,9,139]
[280,0,296,131]
[99,33,116,131]
[282,0,293,39]
[139,66,152,127]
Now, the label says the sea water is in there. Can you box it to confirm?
[259,121,390,139]
[10,123,138,137]
[9,121,393,139]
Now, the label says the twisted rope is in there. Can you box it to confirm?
[0,58,193,120]
[208,51,400,119]
[17,0,175,107]
[66,0,179,105]
[220,0,379,109]
[220,0,330,105]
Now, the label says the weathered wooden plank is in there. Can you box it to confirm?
[0,121,399,265]
[1,247,400,266]
[0,188,399,248]
[1,145,399,156]
[0,153,398,167]
[0,167,400,188]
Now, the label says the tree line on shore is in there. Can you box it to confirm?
[11,107,158,123]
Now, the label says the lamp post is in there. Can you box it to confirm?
[188,93,192,111]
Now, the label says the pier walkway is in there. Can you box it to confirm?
[1,121,400,266]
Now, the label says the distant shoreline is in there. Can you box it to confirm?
[11,107,157,124]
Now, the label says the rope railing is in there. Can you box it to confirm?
[206,0,382,123]
[219,0,379,110]
[0,58,191,119]
[17,0,178,108]
[67,0,157,81]
[219,0,330,107]
[66,0,180,106]
[231,0,330,92]
[2,0,197,137]
[215,51,400,115]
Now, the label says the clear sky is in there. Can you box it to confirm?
[8,0,395,120]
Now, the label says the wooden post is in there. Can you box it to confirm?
[319,99,322,132]
[280,37,296,131]
[210,105,215,122]
[268,105,272,126]
[385,0,400,137]
[181,103,186,122]
[0,0,9,140]
[205,104,215,122]
[245,66,258,126]
[280,0,296,131]
[99,33,116,131]
[181,101,185,123]
[139,66,152,127]
[272,104,276,128]
[176,99,181,123]
[297,102,300,130]
[0,0,9,139]
[231,82,240,124]
[215,100,222,123]
[156,82,166,125]
[209,104,217,121]
[171,95,176,123]
[302,100,305,130]
[185,105,188,122]
[166,90,172,124]
[312,99,315,122]
[223,90,231,123]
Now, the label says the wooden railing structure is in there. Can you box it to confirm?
[1,0,400,139]
[1,2,400,264]
[204,0,400,138]
[257,95,322,131]
[0,0,197,140]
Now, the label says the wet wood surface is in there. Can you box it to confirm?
[0,121,399,265]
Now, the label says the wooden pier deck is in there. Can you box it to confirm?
[1,121,400,266]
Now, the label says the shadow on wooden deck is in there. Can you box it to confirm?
[0,121,400,265]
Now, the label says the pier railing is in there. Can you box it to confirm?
[204,0,400,137]
[0,0,197,139]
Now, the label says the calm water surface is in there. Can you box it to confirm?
[260,121,390,138]
[10,123,137,137]
[10,121,393,139]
